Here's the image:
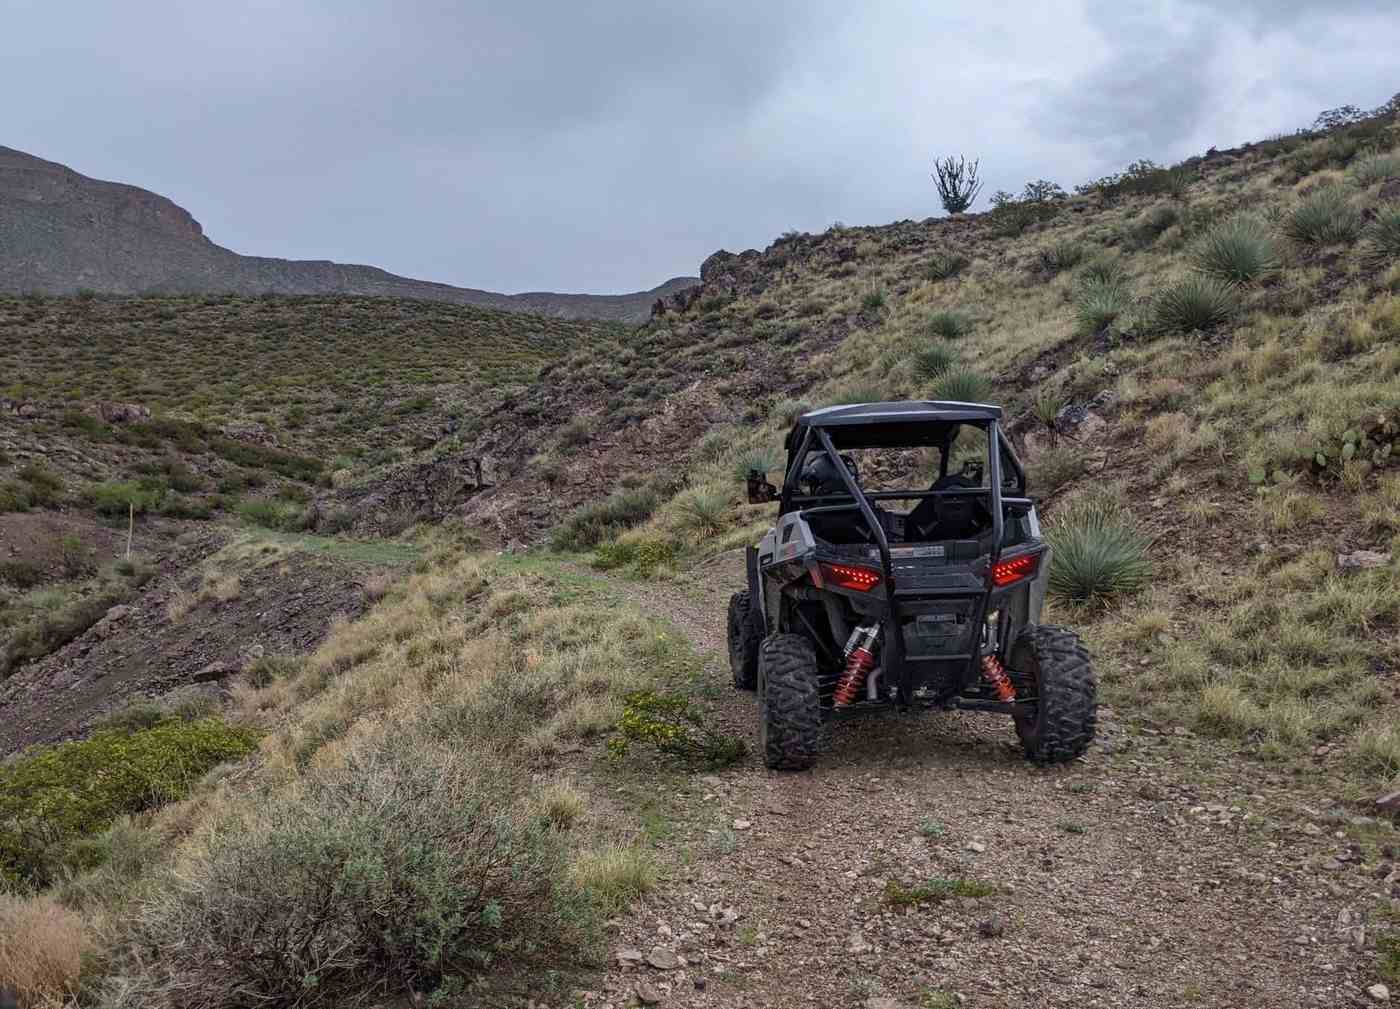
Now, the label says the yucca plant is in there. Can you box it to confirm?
[1191,215,1279,283]
[1032,391,1063,432]
[1046,492,1151,602]
[1349,154,1400,186]
[825,381,888,406]
[771,398,812,426]
[673,485,733,537]
[925,251,970,280]
[731,447,782,482]
[860,288,888,312]
[1283,185,1362,246]
[912,342,959,380]
[1074,278,1130,334]
[926,310,972,339]
[931,367,992,403]
[1363,208,1400,265]
[1152,276,1237,333]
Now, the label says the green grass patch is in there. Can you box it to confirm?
[883,877,997,906]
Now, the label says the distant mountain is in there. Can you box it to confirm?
[0,146,695,322]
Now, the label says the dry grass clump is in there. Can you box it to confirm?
[0,892,91,1006]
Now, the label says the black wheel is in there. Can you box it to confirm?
[727,591,761,691]
[757,634,823,771]
[1009,624,1097,764]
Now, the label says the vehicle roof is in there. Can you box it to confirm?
[797,401,1002,426]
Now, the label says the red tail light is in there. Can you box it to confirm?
[990,552,1040,588]
[818,562,882,592]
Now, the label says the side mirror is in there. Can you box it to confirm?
[746,470,779,504]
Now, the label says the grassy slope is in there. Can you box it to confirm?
[561,119,1400,796]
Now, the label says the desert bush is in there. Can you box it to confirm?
[608,689,746,768]
[0,479,31,513]
[1152,276,1237,333]
[570,845,658,914]
[17,462,62,506]
[931,367,992,403]
[731,447,782,482]
[0,560,44,589]
[0,718,258,887]
[673,485,733,538]
[824,381,889,406]
[1350,153,1400,185]
[1027,445,1084,496]
[552,488,660,551]
[925,251,970,280]
[1130,204,1179,246]
[235,498,312,532]
[771,398,811,426]
[926,309,972,339]
[1192,215,1279,283]
[591,538,678,577]
[1045,491,1151,602]
[1037,242,1084,274]
[911,342,960,380]
[1283,185,1362,245]
[122,748,591,1007]
[1364,208,1400,265]
[932,154,984,214]
[1075,278,1131,334]
[557,417,593,447]
[1,589,128,680]
[0,893,89,1006]
[86,479,167,518]
[860,288,888,312]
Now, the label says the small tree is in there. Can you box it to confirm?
[932,155,984,214]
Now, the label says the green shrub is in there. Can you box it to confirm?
[1152,276,1237,333]
[86,480,166,518]
[731,447,782,482]
[16,463,62,506]
[0,480,32,513]
[673,486,732,537]
[552,488,660,551]
[1037,242,1084,274]
[0,560,44,589]
[244,654,302,688]
[235,498,311,532]
[824,382,888,406]
[931,367,992,403]
[860,288,888,312]
[925,252,970,280]
[1364,208,1400,265]
[207,436,322,482]
[1284,185,1362,245]
[0,718,259,887]
[1348,153,1400,185]
[1130,204,1179,246]
[608,690,745,768]
[1075,278,1131,335]
[1,589,128,679]
[1046,492,1151,603]
[1191,215,1279,283]
[121,747,590,1006]
[926,310,972,339]
[591,539,678,576]
[912,342,960,380]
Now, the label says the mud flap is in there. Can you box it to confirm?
[746,545,767,637]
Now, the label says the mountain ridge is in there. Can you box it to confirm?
[0,145,694,322]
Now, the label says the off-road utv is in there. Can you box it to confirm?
[728,401,1096,770]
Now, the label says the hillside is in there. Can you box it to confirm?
[0,146,695,321]
[4,107,1400,1008]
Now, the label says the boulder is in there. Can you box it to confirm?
[92,401,151,424]
[1338,550,1391,572]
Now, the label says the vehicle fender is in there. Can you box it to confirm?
[745,544,768,637]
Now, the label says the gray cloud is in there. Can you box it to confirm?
[4,1,1397,292]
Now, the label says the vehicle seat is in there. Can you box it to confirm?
[907,474,981,541]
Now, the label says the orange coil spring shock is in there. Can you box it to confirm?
[980,654,1016,703]
[834,625,879,706]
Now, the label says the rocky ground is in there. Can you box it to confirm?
[582,550,1395,1009]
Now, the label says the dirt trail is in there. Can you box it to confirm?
[590,549,1386,1009]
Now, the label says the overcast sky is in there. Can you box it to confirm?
[5,1,1397,294]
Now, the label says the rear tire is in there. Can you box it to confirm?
[758,634,823,770]
[1009,624,1097,764]
[727,590,761,691]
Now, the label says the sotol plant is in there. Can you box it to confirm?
[932,367,992,403]
[1192,215,1279,284]
[1152,276,1237,333]
[1283,185,1362,246]
[1046,492,1151,602]
[1363,207,1400,265]
[926,309,972,339]
[912,342,960,380]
